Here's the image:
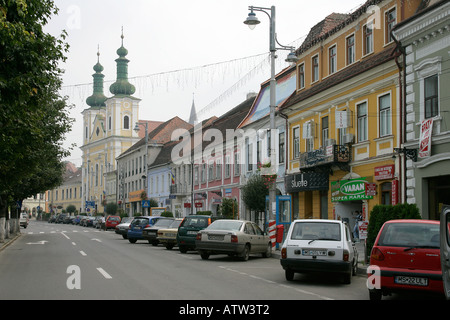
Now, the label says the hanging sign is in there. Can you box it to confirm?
[419,118,433,158]
[331,177,374,202]
[335,111,348,129]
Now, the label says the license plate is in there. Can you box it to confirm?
[394,276,428,286]
[167,233,177,238]
[302,249,327,256]
[134,226,141,230]
[187,231,197,235]
[208,234,224,241]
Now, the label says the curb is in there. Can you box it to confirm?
[0,233,21,253]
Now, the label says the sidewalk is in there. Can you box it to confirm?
[0,233,21,252]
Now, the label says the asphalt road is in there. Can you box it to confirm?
[0,219,373,302]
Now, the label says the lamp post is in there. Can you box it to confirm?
[244,5,298,229]
[134,122,149,215]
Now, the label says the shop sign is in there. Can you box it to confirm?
[358,221,368,240]
[392,179,398,205]
[285,172,329,193]
[184,203,191,208]
[194,202,203,208]
[331,177,374,202]
[365,183,376,196]
[374,165,394,180]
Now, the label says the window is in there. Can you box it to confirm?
[357,102,368,142]
[346,34,355,65]
[208,162,214,181]
[293,127,300,158]
[329,45,337,74]
[379,93,391,136]
[234,152,240,176]
[298,63,305,89]
[424,75,438,119]
[216,159,222,180]
[363,22,373,55]
[201,163,206,182]
[312,55,319,82]
[322,116,329,145]
[123,115,130,129]
[381,182,392,205]
[225,155,230,178]
[385,7,396,43]
[108,116,112,130]
[279,132,285,164]
[246,138,253,172]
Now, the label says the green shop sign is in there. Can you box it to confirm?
[331,177,373,202]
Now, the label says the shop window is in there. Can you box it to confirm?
[428,175,450,220]
[381,182,392,205]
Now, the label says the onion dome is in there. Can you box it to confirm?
[86,48,108,108]
[109,29,136,96]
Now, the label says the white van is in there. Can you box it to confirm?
[280,219,358,284]
[20,212,29,228]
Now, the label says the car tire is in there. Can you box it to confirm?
[239,245,250,261]
[128,238,137,243]
[285,269,294,281]
[352,259,358,276]
[179,246,187,253]
[166,244,174,250]
[200,251,210,260]
[262,243,272,258]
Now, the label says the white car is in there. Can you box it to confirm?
[114,217,134,239]
[20,212,29,228]
[280,219,358,284]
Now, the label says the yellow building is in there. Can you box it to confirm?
[80,34,141,214]
[280,0,423,230]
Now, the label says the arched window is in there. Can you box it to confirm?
[123,115,129,129]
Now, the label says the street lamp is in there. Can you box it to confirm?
[134,121,149,215]
[244,5,298,229]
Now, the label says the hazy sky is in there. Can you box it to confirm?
[45,0,365,165]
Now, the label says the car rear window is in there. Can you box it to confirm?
[131,218,149,225]
[181,217,209,228]
[207,220,243,231]
[153,219,174,227]
[377,222,439,248]
[290,222,341,241]
[108,217,120,221]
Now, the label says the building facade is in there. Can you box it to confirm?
[392,0,450,220]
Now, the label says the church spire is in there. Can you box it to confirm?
[188,93,198,125]
[109,27,136,96]
[86,45,108,108]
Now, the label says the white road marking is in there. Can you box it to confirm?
[97,268,112,279]
[79,251,87,256]
[61,232,70,240]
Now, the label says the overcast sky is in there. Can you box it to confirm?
[45,0,365,166]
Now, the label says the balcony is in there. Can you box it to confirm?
[299,144,351,173]
[169,184,190,195]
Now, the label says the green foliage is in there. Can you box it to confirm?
[149,198,159,207]
[218,198,238,219]
[367,203,421,255]
[105,202,118,216]
[241,174,268,213]
[161,211,173,217]
[66,204,76,214]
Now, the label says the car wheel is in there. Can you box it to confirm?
[179,246,187,253]
[122,235,128,239]
[166,244,174,250]
[128,238,137,243]
[262,243,272,258]
[151,241,158,246]
[285,269,294,281]
[239,245,250,261]
[200,251,210,260]
[369,289,382,300]
[352,259,358,276]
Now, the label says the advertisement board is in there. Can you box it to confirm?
[331,177,374,202]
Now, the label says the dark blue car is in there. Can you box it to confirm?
[127,216,162,243]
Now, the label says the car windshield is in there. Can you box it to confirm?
[378,223,440,248]
[207,220,243,231]
[169,220,182,228]
[290,222,341,241]
[131,218,148,226]
[182,217,209,228]
[153,219,174,227]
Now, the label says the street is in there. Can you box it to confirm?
[0,220,372,302]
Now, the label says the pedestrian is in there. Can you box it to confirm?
[353,211,361,239]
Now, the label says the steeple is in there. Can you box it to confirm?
[86,46,108,108]
[109,28,136,97]
[188,93,198,125]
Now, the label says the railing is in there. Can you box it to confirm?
[299,144,351,169]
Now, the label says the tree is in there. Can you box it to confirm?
[218,198,238,219]
[0,0,71,240]
[66,205,76,215]
[241,174,268,215]
[105,203,118,216]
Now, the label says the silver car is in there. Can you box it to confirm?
[195,219,272,261]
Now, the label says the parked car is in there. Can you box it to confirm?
[115,217,134,239]
[127,216,162,243]
[177,215,215,253]
[19,212,29,228]
[195,219,272,261]
[73,215,86,225]
[63,215,74,224]
[105,215,121,230]
[368,219,443,300]
[93,216,103,229]
[48,215,57,223]
[280,219,358,284]
[440,205,450,300]
[157,219,183,250]
[55,214,67,224]
[143,218,174,245]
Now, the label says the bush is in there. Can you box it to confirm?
[366,203,421,257]
[161,211,173,217]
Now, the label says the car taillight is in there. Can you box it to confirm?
[196,233,202,241]
[145,224,150,228]
[281,247,287,259]
[343,249,349,261]
[370,247,385,261]
[231,235,238,243]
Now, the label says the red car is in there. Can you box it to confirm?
[368,219,443,300]
[105,216,121,230]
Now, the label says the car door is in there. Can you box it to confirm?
[440,205,450,300]
[252,223,266,253]
[244,223,257,252]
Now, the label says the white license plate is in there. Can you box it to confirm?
[302,249,327,256]
[394,276,428,286]
[187,231,197,235]
[208,234,224,241]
